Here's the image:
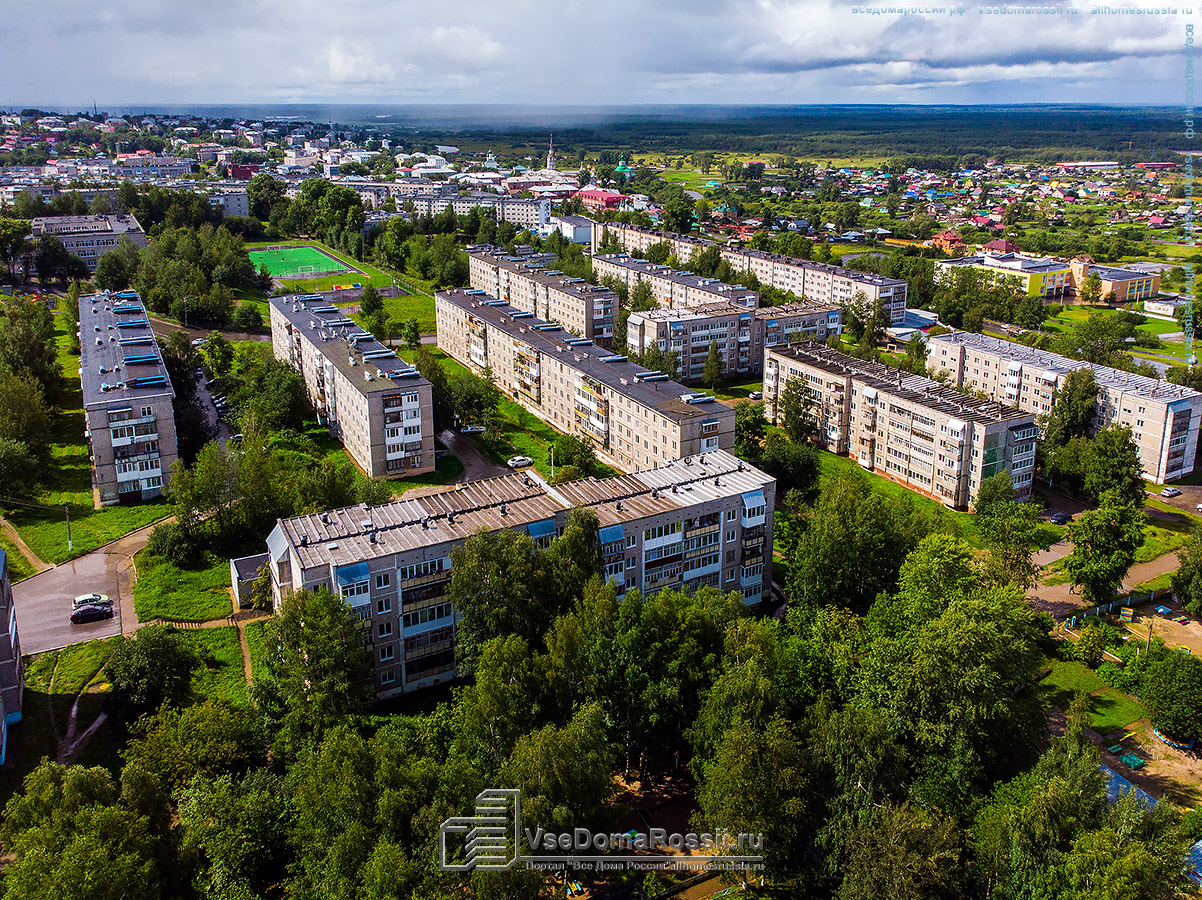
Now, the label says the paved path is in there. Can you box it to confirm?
[0,514,51,575]
[148,316,269,344]
[1029,551,1182,619]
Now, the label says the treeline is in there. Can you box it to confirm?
[0,294,60,501]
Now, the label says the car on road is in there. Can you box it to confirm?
[194,368,205,379]
[507,455,533,468]
[1049,512,1072,525]
[72,592,110,609]
[191,337,207,347]
[460,425,487,434]
[1161,486,1183,498]
[229,433,244,445]
[70,604,115,625]
[748,391,763,400]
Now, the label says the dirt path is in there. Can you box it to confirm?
[0,513,51,574]
[1029,551,1182,619]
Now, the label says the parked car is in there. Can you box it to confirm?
[191,337,207,347]
[72,592,110,609]
[194,368,205,380]
[1049,512,1072,525]
[1161,486,1182,498]
[460,425,487,434]
[229,433,244,445]
[748,391,763,400]
[507,455,533,469]
[70,604,115,625]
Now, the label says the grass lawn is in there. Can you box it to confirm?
[815,449,982,546]
[390,454,465,497]
[1038,657,1146,733]
[1134,524,1187,564]
[2,314,171,564]
[658,170,723,191]
[180,627,248,706]
[133,550,233,623]
[244,620,268,683]
[1132,570,1174,593]
[699,375,763,404]
[0,534,36,582]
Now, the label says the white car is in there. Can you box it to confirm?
[507,455,533,469]
[73,592,111,610]
[1161,487,1182,498]
[191,337,207,347]
[748,390,763,400]
[460,425,486,434]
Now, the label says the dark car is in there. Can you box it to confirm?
[1049,512,1072,526]
[70,604,115,625]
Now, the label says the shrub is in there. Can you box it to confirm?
[233,304,263,330]
[144,521,200,568]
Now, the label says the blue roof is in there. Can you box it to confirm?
[1100,765,1157,808]
[528,519,557,539]
[1186,838,1202,885]
[599,524,625,545]
[335,561,369,586]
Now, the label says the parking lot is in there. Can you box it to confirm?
[12,542,125,654]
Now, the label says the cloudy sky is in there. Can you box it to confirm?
[1,0,1186,107]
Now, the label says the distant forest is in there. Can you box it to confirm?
[432,106,1187,165]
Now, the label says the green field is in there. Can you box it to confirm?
[244,620,268,683]
[3,315,171,564]
[249,245,354,278]
[180,627,249,706]
[133,550,233,623]
[1039,657,1146,733]
[0,535,35,582]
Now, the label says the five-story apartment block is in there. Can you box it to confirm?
[260,451,775,696]
[927,331,1202,484]
[79,291,179,507]
[591,255,760,310]
[0,550,22,764]
[763,344,1037,508]
[436,289,735,471]
[270,294,436,478]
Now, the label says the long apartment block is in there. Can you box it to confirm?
[626,301,841,382]
[927,331,1202,484]
[259,450,775,696]
[592,254,760,310]
[270,294,436,478]
[79,291,179,507]
[0,550,23,764]
[468,248,618,346]
[435,289,735,472]
[592,222,908,324]
[763,344,1037,508]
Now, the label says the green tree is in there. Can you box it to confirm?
[106,624,199,713]
[1170,524,1202,618]
[121,700,261,789]
[0,437,40,500]
[359,284,383,320]
[247,172,287,220]
[1143,651,1202,742]
[201,331,233,376]
[402,316,421,351]
[0,366,51,465]
[776,377,817,442]
[702,340,724,390]
[734,400,767,456]
[1079,271,1102,305]
[838,803,966,900]
[1082,424,1145,507]
[979,496,1043,591]
[1044,368,1098,451]
[1063,494,1145,604]
[661,196,695,234]
[0,218,31,282]
[0,294,59,399]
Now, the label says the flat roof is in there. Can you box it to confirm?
[929,331,1201,403]
[78,291,175,407]
[278,449,771,569]
[468,250,618,303]
[629,299,838,324]
[938,253,1069,274]
[271,294,431,396]
[736,247,910,288]
[32,213,144,237]
[767,343,1034,426]
[438,289,731,423]
[593,254,760,303]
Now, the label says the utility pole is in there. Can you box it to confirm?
[64,505,72,552]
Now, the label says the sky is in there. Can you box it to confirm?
[1,0,1188,107]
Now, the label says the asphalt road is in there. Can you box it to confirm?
[13,539,128,654]
[438,429,510,482]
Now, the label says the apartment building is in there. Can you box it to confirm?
[1069,256,1161,303]
[592,254,759,310]
[393,192,550,229]
[468,249,618,346]
[934,252,1072,298]
[269,294,436,478]
[763,344,1038,508]
[927,331,1202,484]
[257,450,775,696]
[626,301,841,381]
[31,214,147,273]
[79,291,179,507]
[435,289,736,472]
[0,549,22,764]
[592,222,909,324]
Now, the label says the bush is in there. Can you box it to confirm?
[232,304,263,330]
[144,521,200,568]
[1143,651,1202,741]
[106,624,199,713]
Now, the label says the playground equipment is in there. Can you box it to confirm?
[1119,607,1135,623]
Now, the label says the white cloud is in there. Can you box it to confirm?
[328,39,396,85]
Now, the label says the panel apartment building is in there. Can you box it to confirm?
[763,344,1038,508]
[592,222,909,325]
[79,291,179,507]
[591,254,760,310]
[467,248,618,346]
[435,289,736,471]
[927,331,1202,484]
[259,450,775,696]
[626,301,841,382]
[270,294,436,478]
[32,214,148,273]
[0,550,23,764]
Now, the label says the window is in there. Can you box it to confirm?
[140,406,152,418]
[626,557,636,569]
[726,530,735,543]
[340,580,369,600]
[381,669,396,686]
[379,645,395,662]
[627,534,637,548]
[376,597,392,615]
[727,510,737,521]
[375,573,390,590]
[378,621,393,638]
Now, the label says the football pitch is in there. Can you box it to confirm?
[249,245,355,278]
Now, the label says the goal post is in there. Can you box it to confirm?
[297,265,316,275]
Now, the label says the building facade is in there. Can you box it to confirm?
[79,291,179,507]
[763,344,1038,508]
[927,331,1202,484]
[591,254,760,310]
[259,450,775,696]
[592,222,909,324]
[270,294,436,478]
[934,252,1073,298]
[626,301,841,381]
[31,214,148,273]
[0,549,22,765]
[1069,256,1161,303]
[468,249,618,346]
[435,289,736,471]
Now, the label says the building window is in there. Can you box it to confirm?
[375,573,390,590]
[381,668,396,686]
[626,557,636,569]
[378,621,393,638]
[379,645,395,662]
[727,510,737,521]
[376,597,392,615]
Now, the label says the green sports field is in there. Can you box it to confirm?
[249,245,355,278]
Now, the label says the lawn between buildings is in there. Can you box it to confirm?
[1039,656,1147,734]
[3,314,170,565]
[132,550,234,623]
